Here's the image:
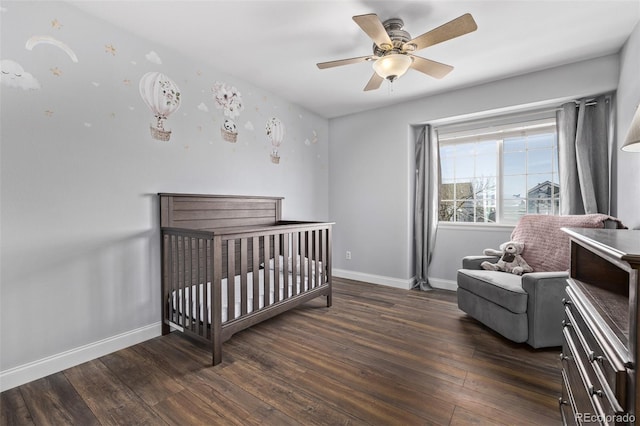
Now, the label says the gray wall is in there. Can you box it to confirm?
[329,54,624,288]
[0,1,329,379]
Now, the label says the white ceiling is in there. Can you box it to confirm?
[69,0,640,119]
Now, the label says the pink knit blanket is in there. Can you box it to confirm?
[510,214,625,272]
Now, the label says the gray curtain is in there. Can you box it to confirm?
[557,94,614,214]
[413,125,439,291]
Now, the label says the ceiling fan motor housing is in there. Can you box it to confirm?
[373,18,412,56]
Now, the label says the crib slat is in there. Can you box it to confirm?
[196,236,203,335]
[227,239,235,322]
[212,235,223,365]
[291,232,298,296]
[205,239,211,340]
[264,235,271,307]
[178,236,183,326]
[184,237,188,330]
[302,231,308,290]
[322,229,327,284]
[172,235,178,324]
[273,234,281,303]
[240,238,248,316]
[196,238,202,337]
[161,235,167,334]
[165,235,171,325]
[190,238,197,336]
[326,226,333,307]
[178,237,187,328]
[188,237,194,332]
[190,237,195,332]
[185,236,190,331]
[173,235,180,327]
[252,237,260,312]
[202,237,207,336]
[307,230,313,290]
[283,233,290,299]
[305,231,311,290]
[166,236,170,325]
[314,229,320,288]
[299,231,306,293]
[186,237,191,330]
[304,231,310,290]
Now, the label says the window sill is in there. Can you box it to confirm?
[437,222,515,232]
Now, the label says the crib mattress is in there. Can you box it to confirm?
[172,262,322,324]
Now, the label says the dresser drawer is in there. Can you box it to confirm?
[565,285,629,412]
[560,369,580,426]
[562,327,601,423]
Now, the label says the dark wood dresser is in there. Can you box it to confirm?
[560,228,640,425]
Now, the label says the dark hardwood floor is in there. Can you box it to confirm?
[1,277,562,425]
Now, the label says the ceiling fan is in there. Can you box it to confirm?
[317,13,477,91]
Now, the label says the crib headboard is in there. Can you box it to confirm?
[159,193,283,230]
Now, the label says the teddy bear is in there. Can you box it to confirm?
[222,119,237,133]
[480,241,533,275]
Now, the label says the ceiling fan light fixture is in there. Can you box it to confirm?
[372,53,413,81]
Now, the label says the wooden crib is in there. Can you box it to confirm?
[159,193,333,365]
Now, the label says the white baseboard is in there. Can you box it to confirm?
[428,277,458,291]
[332,268,413,290]
[333,269,458,292]
[0,322,162,392]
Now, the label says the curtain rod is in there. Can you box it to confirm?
[555,98,607,111]
[570,93,613,106]
[572,99,600,106]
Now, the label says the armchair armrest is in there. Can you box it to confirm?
[521,271,569,348]
[462,255,499,270]
[521,271,569,292]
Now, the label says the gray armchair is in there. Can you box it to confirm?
[456,214,623,348]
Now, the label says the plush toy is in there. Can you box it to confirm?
[480,241,533,275]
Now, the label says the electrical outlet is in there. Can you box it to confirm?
[346,251,351,260]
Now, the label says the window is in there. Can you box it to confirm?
[437,116,559,225]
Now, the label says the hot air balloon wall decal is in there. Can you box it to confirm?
[212,81,244,143]
[139,71,181,141]
[266,117,285,164]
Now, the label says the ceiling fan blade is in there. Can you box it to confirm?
[404,13,477,52]
[353,14,393,50]
[317,55,375,69]
[364,73,384,91]
[410,56,454,79]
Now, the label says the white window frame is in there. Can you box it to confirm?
[435,111,559,226]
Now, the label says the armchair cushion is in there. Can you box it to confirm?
[457,269,527,313]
